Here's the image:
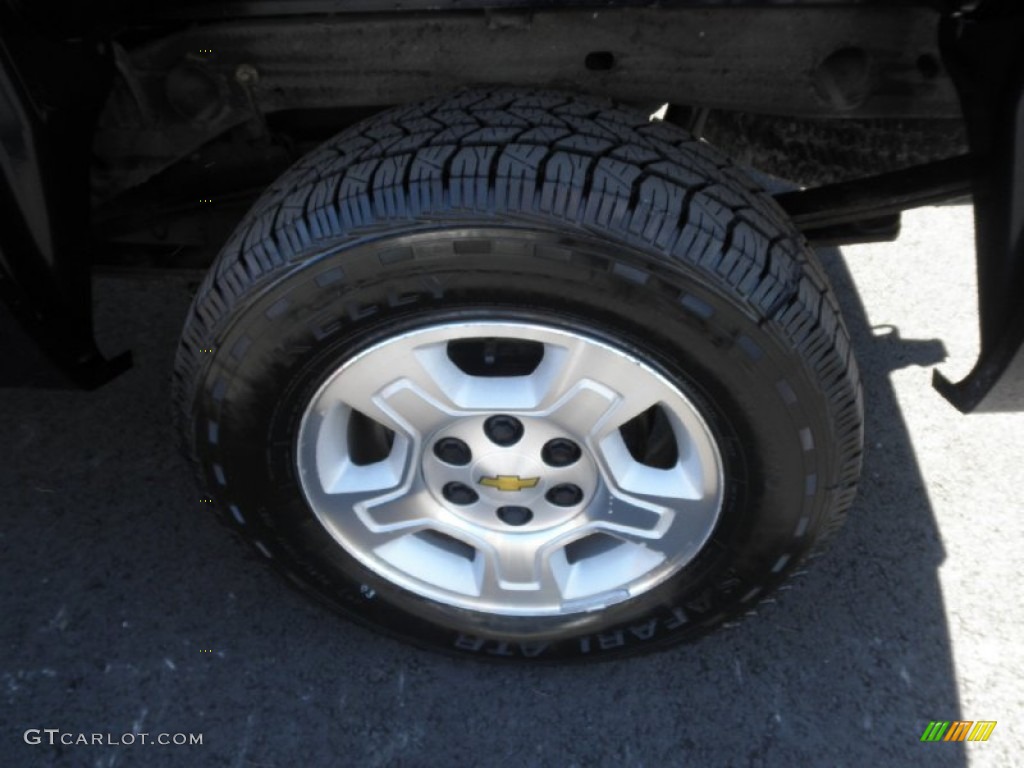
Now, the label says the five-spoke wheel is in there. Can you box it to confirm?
[297,322,724,616]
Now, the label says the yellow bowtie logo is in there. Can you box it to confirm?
[478,475,540,492]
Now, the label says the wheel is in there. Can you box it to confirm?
[173,88,863,661]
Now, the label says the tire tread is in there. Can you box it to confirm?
[173,87,863,575]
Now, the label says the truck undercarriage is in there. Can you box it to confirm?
[3,0,1021,411]
[0,0,1016,409]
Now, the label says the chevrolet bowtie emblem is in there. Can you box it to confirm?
[478,475,540,492]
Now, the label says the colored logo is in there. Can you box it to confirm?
[478,475,540,492]
[920,721,997,742]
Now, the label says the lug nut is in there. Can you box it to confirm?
[546,483,583,507]
[497,506,533,526]
[443,482,479,505]
[433,437,472,466]
[484,415,524,446]
[542,438,581,467]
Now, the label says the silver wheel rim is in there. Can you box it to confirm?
[296,321,725,617]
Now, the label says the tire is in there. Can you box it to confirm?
[173,88,863,662]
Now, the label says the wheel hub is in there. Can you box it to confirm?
[422,414,597,534]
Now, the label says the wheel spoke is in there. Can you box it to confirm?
[590,483,720,561]
[362,487,440,531]
[307,482,421,534]
[476,534,552,598]
[540,380,619,436]
[592,493,665,536]
[529,337,670,442]
[598,429,705,501]
[315,362,456,439]
[591,432,720,553]
[299,400,409,495]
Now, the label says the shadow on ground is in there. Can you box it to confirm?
[0,248,963,767]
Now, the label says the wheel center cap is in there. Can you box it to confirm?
[472,454,545,504]
[479,474,540,492]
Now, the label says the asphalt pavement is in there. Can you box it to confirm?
[1,205,1021,767]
